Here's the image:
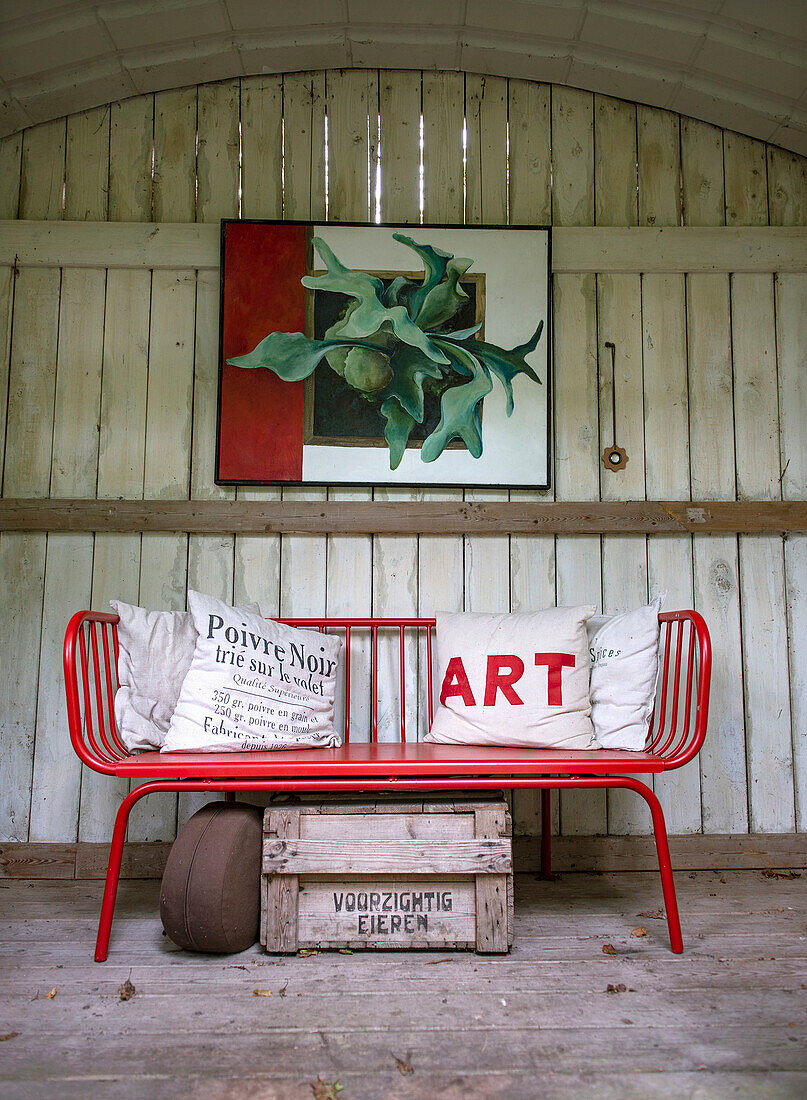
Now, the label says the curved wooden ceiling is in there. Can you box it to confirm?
[1,0,805,153]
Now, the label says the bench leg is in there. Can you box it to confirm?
[540,788,552,876]
[95,791,135,961]
[623,778,683,954]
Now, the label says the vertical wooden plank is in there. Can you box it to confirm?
[153,87,197,222]
[507,76,554,839]
[19,119,65,221]
[240,75,282,220]
[0,132,22,218]
[770,144,807,833]
[598,275,649,835]
[550,87,594,227]
[263,809,300,952]
[324,69,377,740]
[724,133,768,226]
[0,267,13,481]
[642,272,699,833]
[0,536,46,841]
[777,271,807,831]
[638,106,681,227]
[681,119,724,227]
[64,106,110,220]
[188,78,240,595]
[463,73,510,613]
[374,69,420,742]
[278,71,327,627]
[134,270,195,841]
[732,272,793,833]
[463,73,512,817]
[419,71,465,737]
[179,79,241,828]
[81,92,153,843]
[474,807,509,953]
[767,146,807,227]
[687,274,748,834]
[550,83,598,836]
[682,113,748,837]
[0,134,20,467]
[594,95,638,227]
[0,118,64,842]
[2,269,61,496]
[81,266,151,843]
[727,133,792,833]
[594,96,645,833]
[378,69,419,220]
[29,103,109,843]
[108,95,153,222]
[507,79,551,226]
[196,79,240,221]
[234,74,284,618]
[554,274,603,837]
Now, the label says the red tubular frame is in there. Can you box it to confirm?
[63,609,711,962]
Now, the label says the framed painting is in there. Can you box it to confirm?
[216,221,551,488]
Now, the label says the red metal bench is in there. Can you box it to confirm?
[64,610,711,961]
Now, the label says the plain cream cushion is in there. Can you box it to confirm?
[587,594,665,751]
[425,606,597,750]
[162,591,342,752]
[112,599,259,752]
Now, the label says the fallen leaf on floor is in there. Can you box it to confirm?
[310,1078,344,1099]
[763,869,800,879]
[299,949,318,957]
[631,927,647,938]
[0,1032,19,1041]
[602,944,617,956]
[44,987,57,999]
[338,949,353,955]
[118,979,136,1002]
[252,989,273,997]
[229,965,248,970]
[425,958,453,965]
[394,1055,414,1076]
[279,982,288,998]
[638,909,664,919]
[605,983,627,994]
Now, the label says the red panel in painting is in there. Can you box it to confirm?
[218,222,308,482]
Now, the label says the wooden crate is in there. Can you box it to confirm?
[261,794,513,953]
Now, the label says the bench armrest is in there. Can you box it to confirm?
[649,610,711,769]
[64,609,129,774]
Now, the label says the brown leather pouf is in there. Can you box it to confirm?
[160,801,263,953]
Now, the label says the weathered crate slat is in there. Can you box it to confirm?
[261,795,513,953]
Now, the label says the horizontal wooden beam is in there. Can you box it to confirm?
[1,221,805,273]
[1,499,805,534]
[554,225,807,273]
[3,835,805,879]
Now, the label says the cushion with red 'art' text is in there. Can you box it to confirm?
[425,607,598,750]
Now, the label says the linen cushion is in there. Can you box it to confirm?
[160,801,263,953]
[425,606,597,750]
[587,594,665,751]
[162,590,342,752]
[111,598,259,752]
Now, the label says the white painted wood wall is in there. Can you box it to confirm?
[0,71,805,846]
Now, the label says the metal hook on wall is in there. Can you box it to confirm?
[601,341,628,473]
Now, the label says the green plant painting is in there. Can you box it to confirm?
[227,233,543,471]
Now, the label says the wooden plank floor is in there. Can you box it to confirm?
[1,871,806,1098]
